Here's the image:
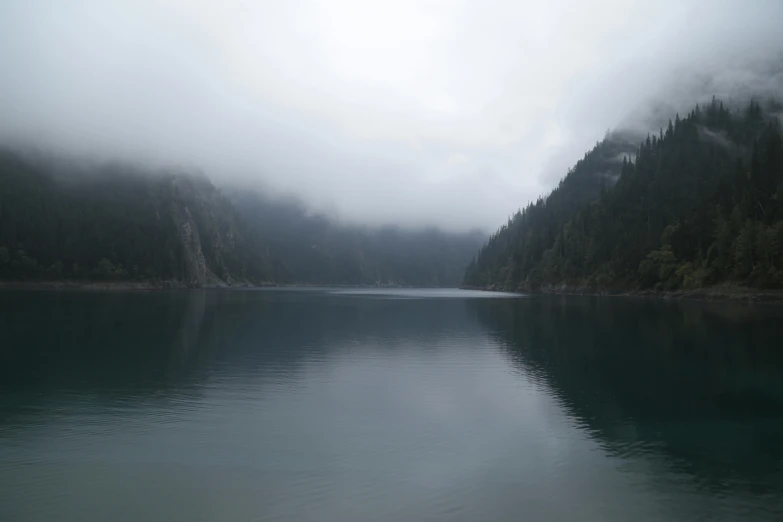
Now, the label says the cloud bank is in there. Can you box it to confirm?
[1,0,782,230]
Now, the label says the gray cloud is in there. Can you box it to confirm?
[1,0,782,231]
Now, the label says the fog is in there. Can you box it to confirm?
[1,0,782,231]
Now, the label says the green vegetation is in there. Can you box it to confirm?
[0,150,483,286]
[0,152,265,285]
[230,191,484,286]
[464,98,783,292]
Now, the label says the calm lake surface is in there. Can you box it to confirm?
[1,288,783,521]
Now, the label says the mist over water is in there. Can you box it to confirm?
[2,289,782,522]
[3,6,783,518]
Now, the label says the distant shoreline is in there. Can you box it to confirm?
[0,280,434,292]
[0,280,268,291]
[4,280,781,304]
[460,284,783,305]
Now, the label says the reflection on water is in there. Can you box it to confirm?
[474,297,783,516]
[1,289,782,521]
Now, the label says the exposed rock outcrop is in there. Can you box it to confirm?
[170,202,223,287]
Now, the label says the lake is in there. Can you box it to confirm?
[1,288,783,521]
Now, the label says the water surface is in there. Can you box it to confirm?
[1,288,782,521]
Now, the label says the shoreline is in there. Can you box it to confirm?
[0,280,277,292]
[460,283,783,305]
[5,280,781,303]
[0,280,434,292]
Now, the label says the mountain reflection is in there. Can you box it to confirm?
[471,295,783,495]
[3,289,783,521]
[0,289,487,397]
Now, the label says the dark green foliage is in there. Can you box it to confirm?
[465,98,783,291]
[0,150,483,286]
[0,150,271,284]
[230,191,485,286]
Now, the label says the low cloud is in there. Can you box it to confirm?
[1,0,782,231]
[697,125,735,150]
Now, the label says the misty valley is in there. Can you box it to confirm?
[3,99,783,299]
[3,96,783,522]
[0,150,485,288]
[3,1,783,521]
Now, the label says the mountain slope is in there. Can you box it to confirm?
[0,149,484,287]
[465,98,783,292]
[230,190,485,286]
[0,150,270,285]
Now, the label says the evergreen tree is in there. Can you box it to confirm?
[465,98,783,292]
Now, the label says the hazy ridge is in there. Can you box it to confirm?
[0,150,484,287]
[465,97,783,294]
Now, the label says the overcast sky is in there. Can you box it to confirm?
[1,0,782,231]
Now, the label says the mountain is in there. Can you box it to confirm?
[464,98,783,292]
[229,190,485,286]
[0,149,483,287]
[0,150,270,285]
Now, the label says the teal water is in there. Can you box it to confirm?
[1,288,782,521]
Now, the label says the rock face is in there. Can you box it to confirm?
[164,174,267,287]
[0,148,274,286]
[170,202,222,287]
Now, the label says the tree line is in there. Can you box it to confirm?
[0,150,483,286]
[464,98,783,292]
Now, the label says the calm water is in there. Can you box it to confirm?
[1,288,783,521]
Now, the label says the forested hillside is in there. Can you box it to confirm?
[464,98,783,292]
[0,150,483,286]
[0,150,271,285]
[229,191,485,286]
